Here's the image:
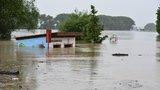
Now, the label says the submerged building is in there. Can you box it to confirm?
[15,32,82,48]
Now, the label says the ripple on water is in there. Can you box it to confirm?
[112,80,160,90]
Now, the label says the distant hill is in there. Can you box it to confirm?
[39,13,135,30]
[98,15,135,30]
[143,23,156,32]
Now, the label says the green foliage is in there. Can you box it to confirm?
[59,10,89,32]
[59,5,107,43]
[0,0,39,39]
[83,5,107,43]
[156,6,160,34]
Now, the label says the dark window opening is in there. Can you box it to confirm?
[64,44,72,48]
[53,44,61,48]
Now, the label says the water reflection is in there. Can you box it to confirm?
[0,41,22,89]
[16,43,102,90]
[0,40,17,61]
[156,35,160,61]
[156,35,160,41]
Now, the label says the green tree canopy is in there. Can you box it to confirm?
[59,5,107,43]
[0,0,39,39]
[59,10,89,32]
[156,6,160,34]
[83,5,107,43]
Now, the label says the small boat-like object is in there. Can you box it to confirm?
[110,34,118,43]
[112,53,128,56]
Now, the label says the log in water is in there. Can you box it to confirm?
[0,71,19,75]
[112,53,129,56]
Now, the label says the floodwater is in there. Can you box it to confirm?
[0,31,160,90]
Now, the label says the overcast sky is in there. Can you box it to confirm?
[36,0,160,28]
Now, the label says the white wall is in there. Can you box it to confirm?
[49,37,75,48]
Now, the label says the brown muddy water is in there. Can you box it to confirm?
[0,31,160,90]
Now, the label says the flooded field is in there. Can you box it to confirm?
[0,31,160,90]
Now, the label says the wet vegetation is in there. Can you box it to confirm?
[0,0,39,39]
[156,6,160,34]
[60,5,107,43]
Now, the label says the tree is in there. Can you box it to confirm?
[57,13,135,31]
[39,14,55,29]
[83,5,107,43]
[144,23,156,31]
[59,10,89,32]
[59,5,107,43]
[39,13,71,30]
[156,6,160,34]
[0,0,39,39]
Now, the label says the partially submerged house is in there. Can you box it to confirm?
[15,32,82,48]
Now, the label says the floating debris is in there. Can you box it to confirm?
[0,71,19,75]
[116,80,143,89]
[12,77,19,80]
[138,54,142,56]
[91,72,97,75]
[38,61,45,63]
[112,53,128,56]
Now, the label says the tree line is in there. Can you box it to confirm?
[39,13,135,30]
[39,14,158,32]
[98,15,135,30]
